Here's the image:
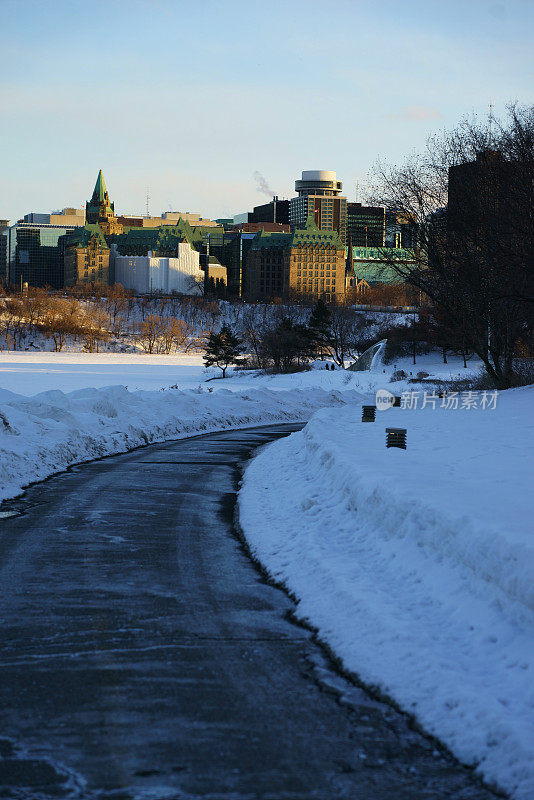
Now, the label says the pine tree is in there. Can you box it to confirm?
[203,324,245,378]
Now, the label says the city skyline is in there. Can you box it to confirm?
[1,0,532,223]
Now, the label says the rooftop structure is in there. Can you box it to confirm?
[294,170,343,197]
[24,208,86,227]
[290,170,347,244]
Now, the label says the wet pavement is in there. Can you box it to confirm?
[0,424,502,799]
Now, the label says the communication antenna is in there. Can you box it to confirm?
[355,177,359,203]
[146,188,150,218]
[488,101,494,147]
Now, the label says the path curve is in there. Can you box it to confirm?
[0,424,499,799]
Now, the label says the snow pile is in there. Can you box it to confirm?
[238,387,534,799]
[0,384,361,505]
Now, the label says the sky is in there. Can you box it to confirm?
[1,0,532,223]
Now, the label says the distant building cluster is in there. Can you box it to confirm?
[1,167,420,301]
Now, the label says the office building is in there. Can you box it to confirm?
[245,216,345,302]
[347,203,385,247]
[248,196,290,225]
[4,220,79,288]
[289,170,347,244]
[447,149,523,244]
[0,220,9,281]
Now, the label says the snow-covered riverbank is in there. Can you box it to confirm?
[238,387,534,800]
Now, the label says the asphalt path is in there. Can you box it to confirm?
[0,424,501,799]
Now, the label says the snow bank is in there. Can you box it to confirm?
[0,384,362,505]
[238,387,534,799]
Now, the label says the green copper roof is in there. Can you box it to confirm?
[350,247,415,283]
[249,230,292,250]
[116,223,195,255]
[92,170,108,202]
[353,262,401,284]
[65,224,109,250]
[250,216,344,252]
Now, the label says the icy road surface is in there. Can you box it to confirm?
[0,425,499,799]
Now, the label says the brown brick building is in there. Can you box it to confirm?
[63,224,110,286]
[245,216,345,302]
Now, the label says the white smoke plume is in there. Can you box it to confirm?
[253,171,275,198]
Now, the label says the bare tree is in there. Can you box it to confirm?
[370,104,534,388]
[81,306,110,353]
[22,287,49,334]
[102,284,130,336]
[40,298,80,351]
[137,314,168,354]
[1,298,27,350]
[239,306,269,368]
[159,318,193,353]
[328,304,369,366]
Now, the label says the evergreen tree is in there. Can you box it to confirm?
[203,324,245,378]
[308,299,332,357]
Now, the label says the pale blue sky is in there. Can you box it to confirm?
[1,0,532,222]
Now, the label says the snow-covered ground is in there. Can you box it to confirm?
[3,347,524,797]
[0,352,208,395]
[0,350,481,396]
[238,386,534,800]
[0,382,362,506]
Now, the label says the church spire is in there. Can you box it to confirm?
[92,170,108,203]
[85,170,122,235]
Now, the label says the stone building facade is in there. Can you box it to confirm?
[245,217,346,302]
[62,224,110,286]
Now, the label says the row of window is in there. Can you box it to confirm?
[294,256,335,263]
[297,270,334,276]
[296,278,334,286]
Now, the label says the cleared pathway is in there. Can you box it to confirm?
[0,424,501,799]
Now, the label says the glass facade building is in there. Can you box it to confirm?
[347,203,385,247]
[5,223,77,288]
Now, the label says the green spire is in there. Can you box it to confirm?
[92,170,108,202]
[304,214,319,230]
